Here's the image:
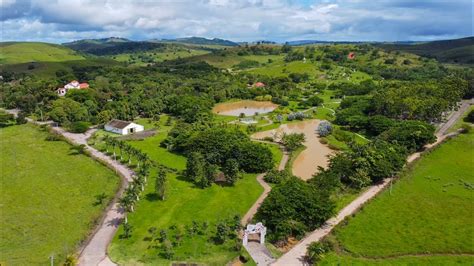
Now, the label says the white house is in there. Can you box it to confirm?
[57,80,89,96]
[104,119,144,135]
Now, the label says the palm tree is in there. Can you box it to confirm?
[111,138,118,160]
[133,175,145,191]
[103,135,110,153]
[136,152,142,169]
[119,193,133,213]
[118,141,125,161]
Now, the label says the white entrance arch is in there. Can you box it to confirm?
[243,222,266,246]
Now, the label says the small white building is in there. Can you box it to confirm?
[57,80,89,96]
[104,119,144,135]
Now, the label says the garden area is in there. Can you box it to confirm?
[99,116,282,264]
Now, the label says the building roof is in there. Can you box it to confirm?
[79,83,89,89]
[106,119,133,129]
[254,82,265,87]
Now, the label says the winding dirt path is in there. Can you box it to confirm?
[272,102,470,266]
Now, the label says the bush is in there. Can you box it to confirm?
[317,120,332,137]
[460,123,471,134]
[68,121,91,133]
[465,109,474,123]
[306,241,332,263]
[264,169,291,184]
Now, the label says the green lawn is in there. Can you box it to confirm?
[107,117,267,265]
[318,132,474,265]
[0,124,119,265]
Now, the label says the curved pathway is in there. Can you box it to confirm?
[241,141,289,265]
[48,127,132,266]
[272,101,471,266]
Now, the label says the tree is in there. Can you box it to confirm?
[162,240,174,259]
[215,221,230,244]
[281,133,305,151]
[155,167,167,200]
[48,98,88,125]
[255,177,335,241]
[236,142,274,173]
[222,159,240,185]
[122,223,133,239]
[185,152,207,187]
[378,120,436,152]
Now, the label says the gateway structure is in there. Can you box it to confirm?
[104,119,144,135]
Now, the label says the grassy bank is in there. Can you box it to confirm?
[318,132,474,264]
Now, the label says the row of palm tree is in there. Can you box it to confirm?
[102,135,151,169]
[101,135,153,224]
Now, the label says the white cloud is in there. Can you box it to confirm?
[1,0,472,43]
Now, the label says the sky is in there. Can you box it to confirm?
[1,0,472,43]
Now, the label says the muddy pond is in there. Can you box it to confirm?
[212,100,278,117]
[252,119,333,180]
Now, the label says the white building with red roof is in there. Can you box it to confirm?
[57,80,89,96]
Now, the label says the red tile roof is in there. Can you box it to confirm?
[254,82,265,87]
[79,83,89,89]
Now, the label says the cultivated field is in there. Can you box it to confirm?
[0,124,119,265]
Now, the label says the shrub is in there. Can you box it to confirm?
[317,120,332,137]
[68,121,91,133]
[264,169,291,184]
[281,133,305,151]
[306,241,332,263]
[460,123,471,134]
[465,109,474,123]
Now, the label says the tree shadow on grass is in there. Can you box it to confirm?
[145,193,160,202]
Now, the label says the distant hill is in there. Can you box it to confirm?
[63,37,131,46]
[378,37,474,64]
[0,42,85,64]
[63,40,166,56]
[160,37,239,47]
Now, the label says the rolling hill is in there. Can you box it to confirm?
[378,36,474,64]
[160,37,239,46]
[63,40,167,56]
[0,42,85,64]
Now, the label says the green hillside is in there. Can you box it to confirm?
[379,37,474,64]
[319,132,474,265]
[0,42,85,64]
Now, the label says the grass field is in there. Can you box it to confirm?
[110,49,209,66]
[0,42,85,64]
[0,124,119,265]
[318,132,474,265]
[107,116,269,265]
[0,57,119,78]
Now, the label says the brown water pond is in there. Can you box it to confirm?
[212,100,278,117]
[252,119,333,180]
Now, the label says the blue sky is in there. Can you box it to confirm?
[1,0,472,43]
